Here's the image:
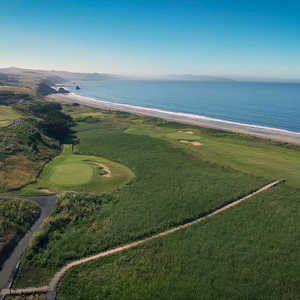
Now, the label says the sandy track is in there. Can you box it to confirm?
[0,180,281,299]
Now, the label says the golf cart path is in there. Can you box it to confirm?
[1,180,282,299]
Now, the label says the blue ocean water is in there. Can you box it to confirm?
[65,80,300,133]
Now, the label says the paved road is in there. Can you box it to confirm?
[0,180,282,299]
[0,194,57,290]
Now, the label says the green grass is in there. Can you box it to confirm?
[0,118,59,192]
[0,197,40,267]
[21,144,134,194]
[54,113,300,300]
[57,184,300,300]
[0,105,21,127]
[14,114,268,287]
[126,121,300,188]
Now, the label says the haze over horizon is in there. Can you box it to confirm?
[1,0,300,80]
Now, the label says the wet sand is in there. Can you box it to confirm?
[48,93,300,146]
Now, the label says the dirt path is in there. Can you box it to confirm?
[0,180,282,299]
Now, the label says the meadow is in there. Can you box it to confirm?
[0,197,40,267]
[14,110,267,287]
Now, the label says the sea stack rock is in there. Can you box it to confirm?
[76,85,81,90]
[58,87,70,94]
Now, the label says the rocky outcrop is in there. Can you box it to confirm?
[57,87,70,94]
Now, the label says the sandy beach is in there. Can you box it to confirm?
[48,93,300,146]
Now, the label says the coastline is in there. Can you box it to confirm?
[48,93,300,146]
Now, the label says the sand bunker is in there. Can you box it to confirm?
[177,130,194,134]
[38,188,52,194]
[179,140,203,146]
[92,162,112,177]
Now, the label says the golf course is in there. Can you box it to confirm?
[1,100,299,300]
[21,144,134,195]
[0,104,291,300]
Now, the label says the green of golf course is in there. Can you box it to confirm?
[21,144,134,194]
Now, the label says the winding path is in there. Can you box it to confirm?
[0,180,282,299]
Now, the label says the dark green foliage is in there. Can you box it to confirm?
[0,91,31,106]
[57,184,300,300]
[17,101,74,142]
[0,198,40,267]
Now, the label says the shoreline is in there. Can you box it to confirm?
[48,93,300,146]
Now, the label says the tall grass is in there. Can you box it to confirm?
[57,184,300,300]
[15,115,267,287]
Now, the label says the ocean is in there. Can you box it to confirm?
[64,79,300,134]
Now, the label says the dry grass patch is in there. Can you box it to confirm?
[177,130,194,134]
[0,155,40,191]
[6,294,46,300]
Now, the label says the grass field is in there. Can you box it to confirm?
[54,111,300,300]
[21,144,134,195]
[57,184,300,300]
[0,105,21,127]
[0,197,40,267]
[125,120,300,189]
[14,111,268,287]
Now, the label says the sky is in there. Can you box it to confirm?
[1,0,300,79]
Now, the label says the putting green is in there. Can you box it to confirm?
[50,163,94,185]
[21,144,135,194]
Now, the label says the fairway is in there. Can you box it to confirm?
[21,144,134,194]
[0,105,21,127]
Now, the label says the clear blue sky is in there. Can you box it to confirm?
[1,0,300,79]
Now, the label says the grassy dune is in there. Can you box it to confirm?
[0,119,59,192]
[0,198,40,267]
[0,105,21,127]
[15,112,267,287]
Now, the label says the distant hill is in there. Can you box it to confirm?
[0,67,119,83]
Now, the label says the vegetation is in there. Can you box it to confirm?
[125,119,300,188]
[0,105,21,127]
[0,97,80,192]
[0,119,59,192]
[15,112,267,287]
[0,197,40,267]
[3,103,299,299]
[57,184,300,300]
[0,90,32,106]
[6,295,46,300]
[15,101,74,143]
[21,144,134,194]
